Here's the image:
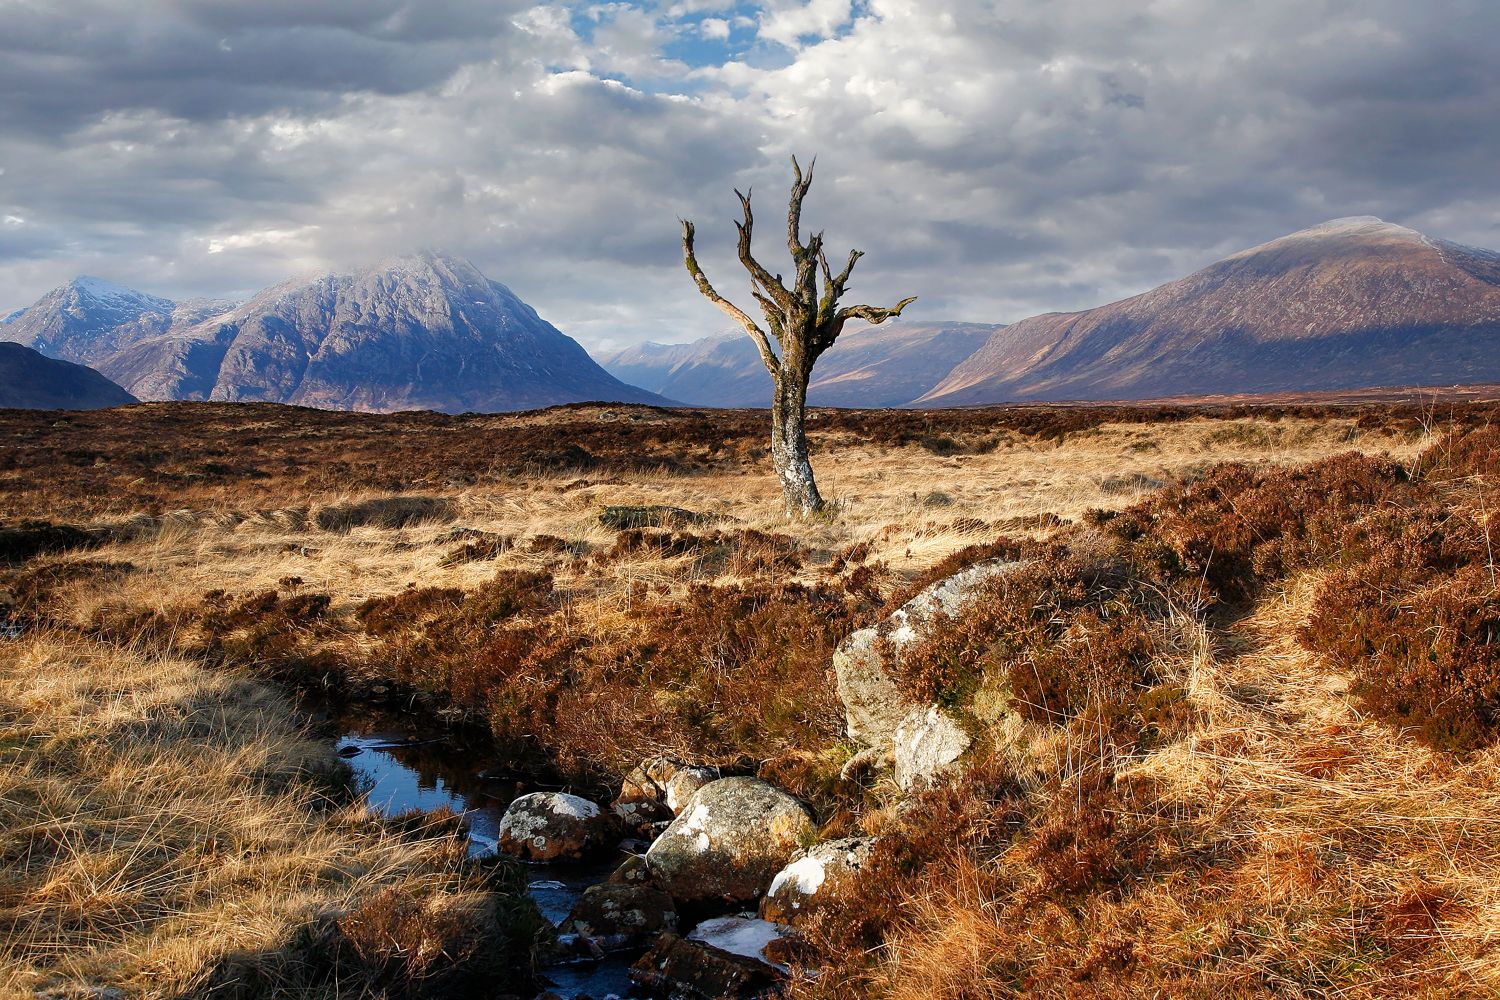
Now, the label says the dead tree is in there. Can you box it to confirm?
[681,156,916,517]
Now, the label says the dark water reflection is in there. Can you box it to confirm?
[333,715,645,998]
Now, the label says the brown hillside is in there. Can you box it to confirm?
[921,218,1500,405]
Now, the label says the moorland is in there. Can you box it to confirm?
[4,397,1500,998]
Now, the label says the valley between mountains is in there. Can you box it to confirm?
[5,217,1500,999]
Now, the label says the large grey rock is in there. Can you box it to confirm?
[761,837,874,925]
[644,777,815,905]
[494,792,617,862]
[894,706,972,792]
[833,558,1023,746]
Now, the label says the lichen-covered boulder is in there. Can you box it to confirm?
[664,765,717,811]
[559,882,678,952]
[894,705,972,792]
[644,777,815,904]
[495,792,616,862]
[760,837,874,925]
[833,558,1023,747]
[630,932,783,999]
[611,756,720,833]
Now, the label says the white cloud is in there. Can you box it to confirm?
[758,0,854,48]
[2,0,1500,347]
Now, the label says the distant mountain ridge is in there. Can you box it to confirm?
[0,342,136,410]
[1,253,669,413]
[601,321,999,408]
[919,217,1500,405]
[9,218,1499,412]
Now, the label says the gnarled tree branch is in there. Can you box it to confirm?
[681,219,781,377]
[787,155,816,257]
[834,295,920,329]
[734,189,795,323]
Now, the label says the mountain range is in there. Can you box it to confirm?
[918,217,1500,405]
[1,252,667,413]
[600,322,998,407]
[5,217,1499,412]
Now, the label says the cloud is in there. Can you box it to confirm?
[758,0,853,47]
[2,0,1500,348]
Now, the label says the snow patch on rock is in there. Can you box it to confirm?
[688,916,790,970]
[768,854,827,900]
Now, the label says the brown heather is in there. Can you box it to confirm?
[6,399,1500,996]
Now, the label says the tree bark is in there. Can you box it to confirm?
[770,366,822,517]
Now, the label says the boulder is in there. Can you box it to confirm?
[611,756,718,833]
[495,792,617,862]
[687,915,792,969]
[630,933,783,999]
[761,837,874,925]
[608,853,655,886]
[644,777,815,905]
[832,558,1023,747]
[894,705,972,792]
[611,795,672,836]
[664,766,717,811]
[559,882,678,952]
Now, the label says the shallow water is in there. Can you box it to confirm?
[334,721,647,999]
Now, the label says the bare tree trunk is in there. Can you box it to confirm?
[770,368,823,517]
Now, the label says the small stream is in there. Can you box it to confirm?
[333,718,645,999]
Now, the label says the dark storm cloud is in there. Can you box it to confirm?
[2,0,1500,346]
[0,0,523,136]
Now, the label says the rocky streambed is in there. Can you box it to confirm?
[335,718,864,999]
[330,557,1012,998]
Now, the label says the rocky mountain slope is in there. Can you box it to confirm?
[919,217,1500,405]
[2,254,669,413]
[0,276,231,370]
[0,342,136,409]
[602,321,998,407]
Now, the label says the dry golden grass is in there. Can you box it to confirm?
[4,404,1467,996]
[836,572,1500,999]
[0,632,508,999]
[25,415,1418,629]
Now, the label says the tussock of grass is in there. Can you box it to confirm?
[0,633,533,998]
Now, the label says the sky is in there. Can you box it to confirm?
[2,0,1499,352]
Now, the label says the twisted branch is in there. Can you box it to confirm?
[683,155,915,373]
[834,295,919,331]
[787,155,816,257]
[734,189,794,324]
[681,219,782,376]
